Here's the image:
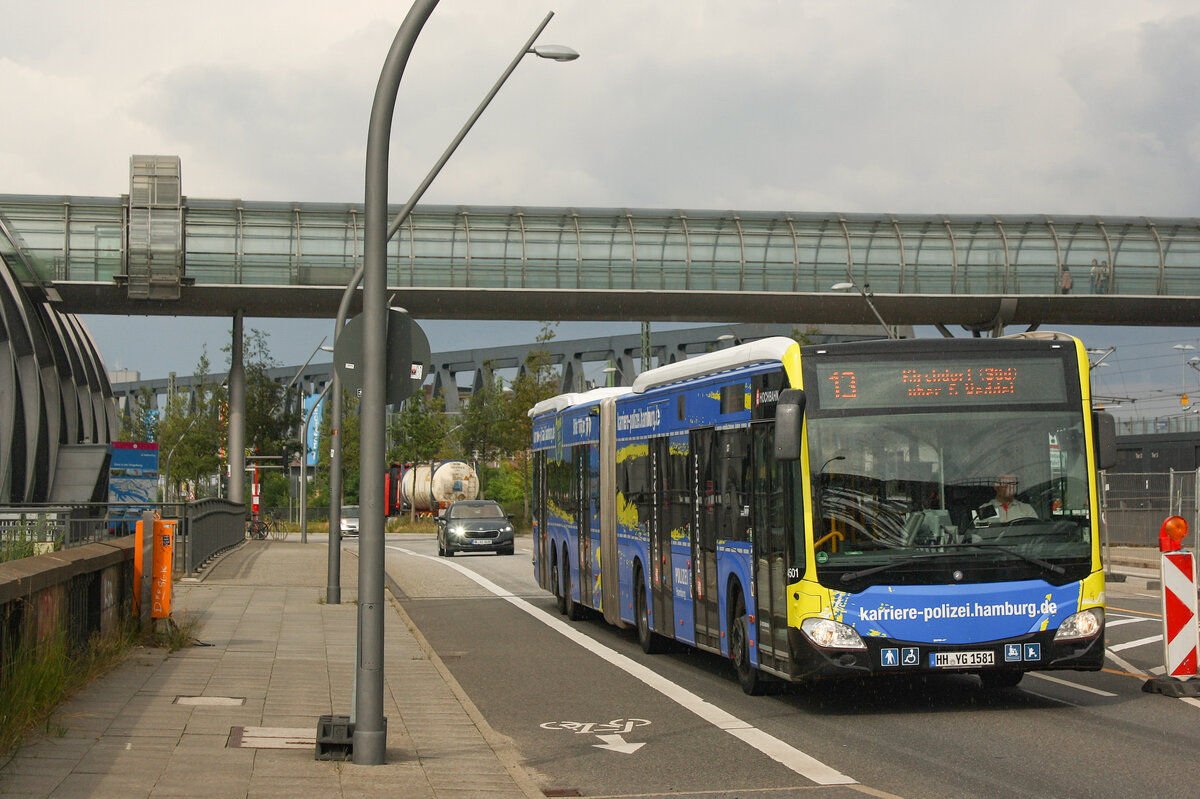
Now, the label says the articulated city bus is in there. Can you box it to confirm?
[528,333,1115,693]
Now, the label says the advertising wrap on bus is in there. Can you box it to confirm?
[826,579,1100,643]
[528,334,1112,695]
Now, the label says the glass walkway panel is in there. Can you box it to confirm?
[2,194,1199,327]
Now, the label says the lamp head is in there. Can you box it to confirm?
[530,44,579,62]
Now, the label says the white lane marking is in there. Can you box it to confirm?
[1104,649,1149,677]
[1027,672,1116,697]
[389,546,856,786]
[1109,634,1163,653]
[1106,616,1156,628]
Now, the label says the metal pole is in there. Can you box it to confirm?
[228,311,246,505]
[329,8,562,606]
[356,0,440,766]
[355,3,568,764]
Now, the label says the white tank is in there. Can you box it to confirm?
[400,461,479,510]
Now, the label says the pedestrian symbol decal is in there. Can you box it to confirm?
[881,648,898,666]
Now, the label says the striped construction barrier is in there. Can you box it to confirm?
[1144,516,1200,696]
[1160,550,1199,678]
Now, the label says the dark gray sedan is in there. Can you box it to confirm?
[436,500,515,556]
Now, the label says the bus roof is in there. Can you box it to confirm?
[630,336,797,394]
[527,386,630,418]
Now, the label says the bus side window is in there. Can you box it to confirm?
[718,428,752,542]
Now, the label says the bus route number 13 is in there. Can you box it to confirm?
[827,370,857,399]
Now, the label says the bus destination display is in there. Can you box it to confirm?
[814,356,1069,409]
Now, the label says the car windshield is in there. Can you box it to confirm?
[807,409,1092,589]
[343,507,359,519]
[449,503,504,520]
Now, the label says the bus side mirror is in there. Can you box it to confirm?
[774,389,806,461]
[1093,410,1116,471]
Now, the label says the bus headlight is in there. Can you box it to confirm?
[1053,608,1104,641]
[801,617,867,650]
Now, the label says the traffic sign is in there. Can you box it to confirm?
[335,308,431,405]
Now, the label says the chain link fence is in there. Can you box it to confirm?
[1100,470,1198,548]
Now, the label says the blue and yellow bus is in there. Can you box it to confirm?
[529,333,1115,693]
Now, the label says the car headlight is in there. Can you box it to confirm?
[1053,608,1104,641]
[503,524,514,533]
[449,525,466,537]
[801,617,867,650]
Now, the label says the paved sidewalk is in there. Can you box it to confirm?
[0,538,542,799]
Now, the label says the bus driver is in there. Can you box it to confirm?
[975,474,1038,525]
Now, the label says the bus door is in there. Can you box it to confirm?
[666,432,695,644]
[690,427,722,651]
[649,436,674,639]
[587,442,602,608]
[532,452,549,590]
[751,423,792,675]
[575,444,593,608]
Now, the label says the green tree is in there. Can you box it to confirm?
[459,364,511,494]
[388,392,450,465]
[158,351,226,500]
[500,323,561,518]
[118,386,158,442]
[223,329,301,502]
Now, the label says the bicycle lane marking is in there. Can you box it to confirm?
[389,546,857,787]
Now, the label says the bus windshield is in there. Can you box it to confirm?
[807,408,1092,589]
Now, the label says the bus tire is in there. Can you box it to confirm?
[635,568,667,654]
[979,669,1024,689]
[564,549,583,620]
[552,547,566,615]
[731,596,765,695]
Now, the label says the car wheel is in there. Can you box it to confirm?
[500,544,515,556]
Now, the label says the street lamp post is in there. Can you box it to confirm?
[353,3,576,765]
[1173,344,1196,405]
[832,280,896,339]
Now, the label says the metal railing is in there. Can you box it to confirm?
[180,498,244,576]
[1100,469,1199,548]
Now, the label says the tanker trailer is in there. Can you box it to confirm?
[400,461,479,511]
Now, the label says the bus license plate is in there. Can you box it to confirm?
[932,650,995,668]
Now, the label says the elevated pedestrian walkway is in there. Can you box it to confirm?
[3,185,1200,328]
[0,538,542,798]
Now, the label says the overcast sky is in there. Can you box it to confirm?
[4,1,1200,417]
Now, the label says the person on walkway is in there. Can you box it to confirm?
[1059,266,1073,294]
[1090,259,1101,293]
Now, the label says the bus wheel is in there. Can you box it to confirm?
[635,570,667,654]
[731,597,765,695]
[563,550,583,620]
[979,669,1024,689]
[552,548,566,615]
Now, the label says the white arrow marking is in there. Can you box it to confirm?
[594,734,645,754]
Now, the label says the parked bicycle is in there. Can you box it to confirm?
[246,512,287,541]
[246,515,268,540]
[264,512,288,541]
